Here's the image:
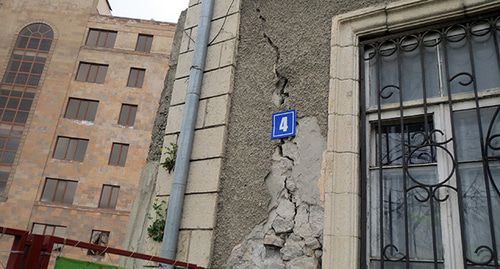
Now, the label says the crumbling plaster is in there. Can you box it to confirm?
[211,0,389,268]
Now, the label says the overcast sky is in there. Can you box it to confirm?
[108,0,189,23]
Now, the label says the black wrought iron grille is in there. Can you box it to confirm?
[360,13,500,269]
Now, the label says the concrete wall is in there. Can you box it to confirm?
[211,0,389,268]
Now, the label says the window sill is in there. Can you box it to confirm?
[81,45,168,58]
[35,201,130,216]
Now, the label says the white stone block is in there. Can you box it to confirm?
[180,193,217,229]
[191,126,226,160]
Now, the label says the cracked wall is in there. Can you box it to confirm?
[212,0,391,268]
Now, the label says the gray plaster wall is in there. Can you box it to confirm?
[211,0,389,268]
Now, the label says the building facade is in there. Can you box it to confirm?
[126,0,500,268]
[0,0,176,265]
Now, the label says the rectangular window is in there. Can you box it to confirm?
[361,14,500,269]
[127,68,145,88]
[31,223,66,237]
[0,171,9,193]
[87,230,110,256]
[64,98,98,122]
[53,136,88,162]
[118,104,137,127]
[40,178,77,205]
[135,34,153,53]
[85,29,117,48]
[108,143,129,166]
[98,185,119,209]
[75,62,108,84]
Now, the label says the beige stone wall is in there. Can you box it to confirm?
[0,0,175,266]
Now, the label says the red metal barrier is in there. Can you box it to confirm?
[0,226,204,269]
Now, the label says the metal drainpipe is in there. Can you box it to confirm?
[160,0,215,267]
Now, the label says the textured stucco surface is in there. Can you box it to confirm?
[212,0,389,267]
[147,10,187,161]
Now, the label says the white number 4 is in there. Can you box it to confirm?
[279,117,288,132]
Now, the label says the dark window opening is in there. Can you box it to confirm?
[53,136,88,162]
[135,34,153,53]
[118,104,137,127]
[108,143,129,167]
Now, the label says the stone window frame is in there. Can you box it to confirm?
[324,0,500,268]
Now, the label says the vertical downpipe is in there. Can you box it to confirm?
[160,0,215,267]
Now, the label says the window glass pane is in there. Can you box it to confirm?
[454,106,500,162]
[27,38,41,49]
[41,179,56,202]
[107,32,117,48]
[74,140,88,162]
[0,172,7,192]
[65,99,78,119]
[109,144,120,165]
[369,167,443,261]
[15,73,28,85]
[19,99,33,111]
[1,151,15,164]
[127,105,137,126]
[2,111,15,122]
[63,181,76,204]
[119,145,129,166]
[118,105,129,125]
[6,98,19,109]
[53,181,65,202]
[39,39,52,51]
[66,139,78,160]
[86,30,99,46]
[19,62,32,72]
[6,138,20,150]
[110,187,119,208]
[144,36,153,52]
[14,112,28,123]
[16,36,29,49]
[87,101,98,121]
[32,63,44,74]
[127,69,137,87]
[76,101,89,120]
[459,162,500,264]
[95,65,107,83]
[53,137,69,159]
[88,65,98,82]
[99,186,111,208]
[136,69,145,88]
[97,32,107,47]
[76,63,90,81]
[27,75,40,86]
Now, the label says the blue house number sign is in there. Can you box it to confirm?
[272,110,296,139]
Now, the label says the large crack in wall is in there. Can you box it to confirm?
[224,1,325,268]
[212,0,392,267]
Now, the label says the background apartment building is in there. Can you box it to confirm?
[0,0,176,264]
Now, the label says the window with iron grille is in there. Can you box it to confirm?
[135,34,153,53]
[108,143,129,166]
[118,104,137,127]
[40,178,77,205]
[98,185,119,209]
[85,29,117,48]
[361,14,500,269]
[75,62,108,84]
[64,98,98,122]
[53,136,88,162]
[127,68,145,88]
[87,230,110,256]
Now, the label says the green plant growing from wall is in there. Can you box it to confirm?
[161,143,178,173]
[147,200,167,243]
